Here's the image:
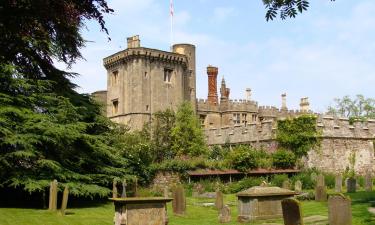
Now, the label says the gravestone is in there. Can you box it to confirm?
[282,180,291,190]
[317,174,325,187]
[365,173,372,192]
[112,179,118,198]
[335,174,342,193]
[294,180,302,193]
[315,186,327,202]
[219,205,231,223]
[328,194,352,225]
[121,179,127,198]
[163,186,169,198]
[48,179,58,211]
[172,185,186,215]
[215,190,224,210]
[315,174,327,202]
[134,177,139,197]
[281,198,303,225]
[61,186,69,216]
[347,178,356,193]
[192,183,204,197]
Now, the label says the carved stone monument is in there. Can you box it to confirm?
[282,180,291,190]
[328,194,352,225]
[110,197,173,225]
[315,174,327,202]
[294,180,302,193]
[281,198,303,225]
[347,178,356,193]
[236,186,295,222]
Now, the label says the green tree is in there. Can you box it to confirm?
[171,102,208,157]
[263,0,334,21]
[151,109,176,162]
[0,65,130,197]
[327,95,375,120]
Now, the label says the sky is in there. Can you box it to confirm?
[61,0,375,113]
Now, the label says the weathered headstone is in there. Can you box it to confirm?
[281,198,303,225]
[61,186,69,216]
[335,174,342,193]
[282,180,291,190]
[112,179,118,198]
[172,185,186,215]
[48,179,58,211]
[317,174,325,187]
[328,194,352,225]
[315,186,327,202]
[218,205,231,223]
[121,179,127,198]
[192,183,204,197]
[347,178,356,193]
[365,173,373,192]
[163,186,169,198]
[294,180,302,193]
[134,177,139,197]
[215,190,224,210]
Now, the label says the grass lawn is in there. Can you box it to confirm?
[0,191,374,225]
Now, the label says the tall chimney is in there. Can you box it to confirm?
[207,65,218,106]
[281,93,287,110]
[300,97,310,112]
[127,35,140,48]
[245,88,252,101]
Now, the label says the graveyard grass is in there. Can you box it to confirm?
[0,191,375,225]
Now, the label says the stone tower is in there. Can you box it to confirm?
[207,65,218,106]
[103,35,196,130]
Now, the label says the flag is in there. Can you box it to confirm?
[170,0,174,17]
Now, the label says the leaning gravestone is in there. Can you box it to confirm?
[281,198,303,225]
[315,175,327,202]
[328,194,352,225]
[218,205,231,223]
[335,174,342,193]
[172,185,186,215]
[365,173,373,192]
[282,180,291,190]
[347,178,356,193]
[48,179,58,211]
[215,190,224,210]
[294,180,302,193]
[61,186,69,216]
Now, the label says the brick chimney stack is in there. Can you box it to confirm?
[207,65,218,106]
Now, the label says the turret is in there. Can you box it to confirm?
[300,97,310,112]
[281,93,287,110]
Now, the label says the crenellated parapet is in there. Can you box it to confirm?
[205,115,375,146]
[103,47,188,69]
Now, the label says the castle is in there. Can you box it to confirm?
[93,35,375,175]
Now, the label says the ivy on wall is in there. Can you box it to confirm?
[276,115,320,157]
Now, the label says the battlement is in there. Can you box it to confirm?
[205,115,375,146]
[103,47,188,69]
[197,98,258,112]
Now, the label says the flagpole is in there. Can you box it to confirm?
[170,0,174,50]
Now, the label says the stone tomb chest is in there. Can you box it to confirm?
[236,186,295,222]
[110,197,173,225]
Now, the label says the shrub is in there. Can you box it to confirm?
[270,174,289,187]
[228,145,261,172]
[226,177,267,193]
[272,149,296,169]
[290,168,318,190]
[323,172,336,189]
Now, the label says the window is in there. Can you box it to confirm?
[146,105,149,111]
[242,113,247,125]
[164,69,172,83]
[111,71,118,86]
[233,113,240,124]
[144,71,147,78]
[112,99,119,115]
[252,114,257,122]
[199,115,206,127]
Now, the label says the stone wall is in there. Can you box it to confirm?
[152,171,181,192]
[205,116,375,174]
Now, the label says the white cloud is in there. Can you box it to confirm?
[212,7,236,22]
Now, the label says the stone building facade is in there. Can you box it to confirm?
[93,35,375,174]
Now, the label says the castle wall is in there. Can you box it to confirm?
[205,116,375,174]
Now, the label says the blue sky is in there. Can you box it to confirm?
[64,0,375,112]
